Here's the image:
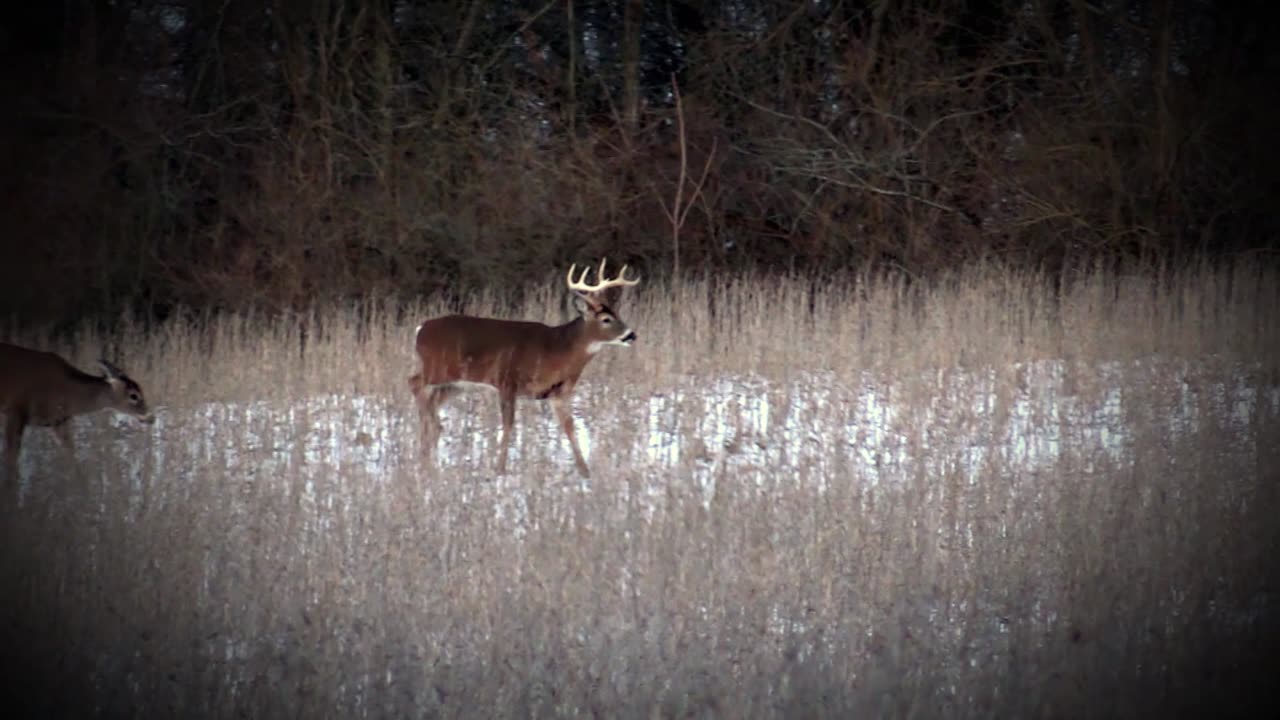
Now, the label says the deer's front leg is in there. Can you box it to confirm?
[496,391,517,474]
[551,393,590,478]
[2,411,27,485]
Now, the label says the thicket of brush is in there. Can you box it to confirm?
[2,261,1277,718]
[5,2,1278,324]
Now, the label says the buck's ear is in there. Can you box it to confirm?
[98,359,124,379]
[571,293,592,316]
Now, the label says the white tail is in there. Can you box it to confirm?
[1,342,155,482]
[408,259,642,477]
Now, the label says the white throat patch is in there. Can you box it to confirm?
[588,338,631,354]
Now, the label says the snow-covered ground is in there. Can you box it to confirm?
[17,359,1278,510]
[10,357,1276,711]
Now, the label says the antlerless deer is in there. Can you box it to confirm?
[1,343,154,483]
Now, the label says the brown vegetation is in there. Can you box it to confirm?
[2,262,1277,717]
[1,2,1276,322]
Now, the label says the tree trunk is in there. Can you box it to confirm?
[622,0,644,131]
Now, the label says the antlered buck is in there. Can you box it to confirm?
[1,342,155,483]
[408,259,641,477]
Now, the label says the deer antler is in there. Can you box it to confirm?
[566,258,641,295]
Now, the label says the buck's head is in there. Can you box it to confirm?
[567,258,642,353]
[98,359,156,424]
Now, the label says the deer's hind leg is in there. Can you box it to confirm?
[412,379,458,462]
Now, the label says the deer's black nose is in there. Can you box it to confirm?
[621,330,637,344]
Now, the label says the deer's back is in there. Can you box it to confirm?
[0,343,91,417]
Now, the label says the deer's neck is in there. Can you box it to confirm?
[548,318,596,365]
[61,369,114,413]
[21,368,113,426]
[550,317,587,346]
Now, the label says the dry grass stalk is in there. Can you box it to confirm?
[1,261,1277,718]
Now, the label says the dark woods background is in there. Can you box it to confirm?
[2,0,1277,321]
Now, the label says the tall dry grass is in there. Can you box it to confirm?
[2,260,1277,718]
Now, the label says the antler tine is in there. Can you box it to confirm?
[600,257,641,287]
[566,262,595,294]
[566,257,642,294]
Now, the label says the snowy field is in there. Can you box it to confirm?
[17,358,1277,515]
[12,355,1276,680]
[7,265,1279,717]
[7,348,1278,718]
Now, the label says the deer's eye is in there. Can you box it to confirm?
[129,392,140,402]
[601,316,613,325]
